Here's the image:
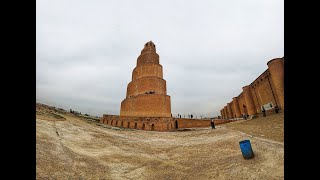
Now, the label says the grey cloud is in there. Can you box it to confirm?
[37,0,283,117]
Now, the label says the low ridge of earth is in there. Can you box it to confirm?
[36,103,284,179]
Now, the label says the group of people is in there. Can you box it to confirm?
[176,114,195,118]
[145,91,155,94]
[174,113,215,129]
[262,105,279,117]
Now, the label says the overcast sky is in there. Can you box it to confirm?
[36,0,283,118]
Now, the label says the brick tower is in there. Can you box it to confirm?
[120,41,171,117]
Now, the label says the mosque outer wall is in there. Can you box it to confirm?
[100,115,175,131]
[100,115,236,131]
[100,115,210,131]
[220,57,284,119]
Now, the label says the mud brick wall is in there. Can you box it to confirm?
[220,57,284,118]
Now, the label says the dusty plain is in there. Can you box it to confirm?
[36,104,284,179]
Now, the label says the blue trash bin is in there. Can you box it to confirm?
[239,140,254,159]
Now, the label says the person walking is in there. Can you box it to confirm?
[262,106,266,117]
[211,120,215,129]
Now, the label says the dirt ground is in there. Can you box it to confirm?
[36,105,284,179]
[224,113,284,143]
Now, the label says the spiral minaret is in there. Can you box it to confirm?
[120,41,171,117]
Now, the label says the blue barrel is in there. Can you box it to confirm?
[239,140,254,159]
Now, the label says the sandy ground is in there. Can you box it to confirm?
[224,113,284,143]
[36,106,284,179]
